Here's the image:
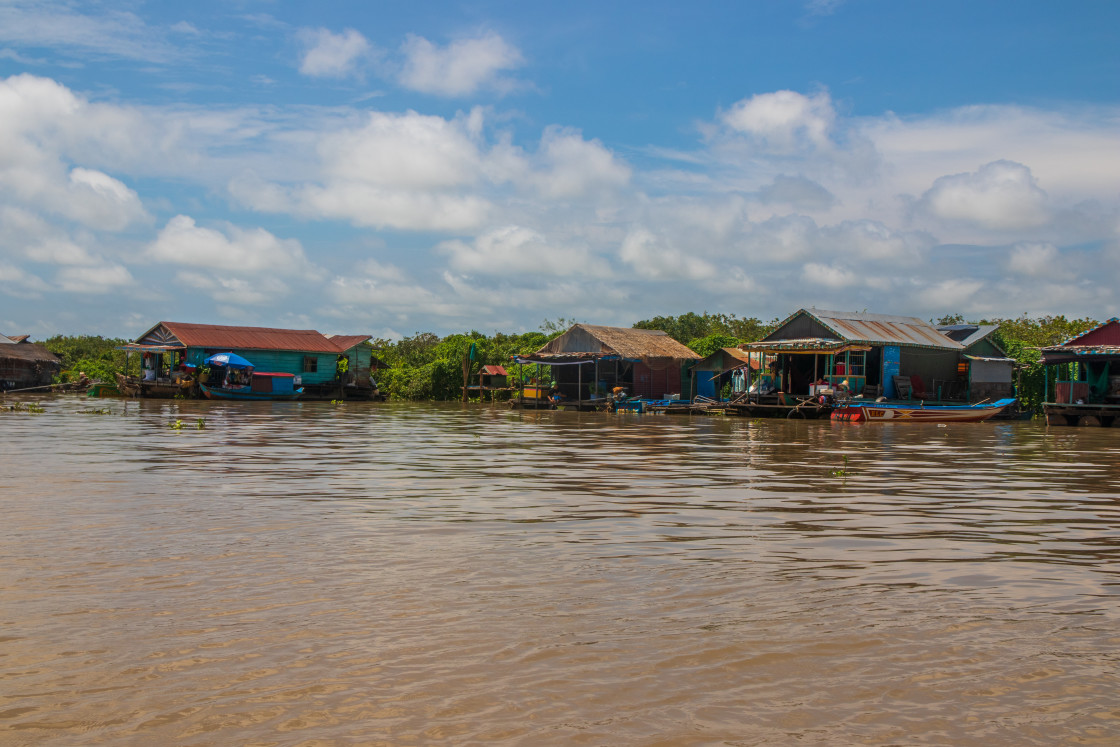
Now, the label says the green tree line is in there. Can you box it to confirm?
[38,313,1100,410]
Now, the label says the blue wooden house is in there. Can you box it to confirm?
[125,322,375,399]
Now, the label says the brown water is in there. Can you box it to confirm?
[2,397,1119,745]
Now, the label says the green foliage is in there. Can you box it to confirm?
[42,335,137,382]
[374,327,556,400]
[634,312,777,346]
[987,314,1100,413]
[687,333,742,358]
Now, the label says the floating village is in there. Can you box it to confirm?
[3,308,1120,427]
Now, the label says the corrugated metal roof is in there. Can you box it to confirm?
[0,333,14,345]
[804,309,963,350]
[938,324,1000,348]
[329,334,373,351]
[138,322,353,353]
[481,365,507,376]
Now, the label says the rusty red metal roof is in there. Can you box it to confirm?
[329,334,373,351]
[138,322,354,353]
[481,365,507,376]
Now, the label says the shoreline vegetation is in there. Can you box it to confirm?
[37,312,1098,413]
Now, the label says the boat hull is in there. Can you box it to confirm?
[832,398,1016,423]
[200,383,303,401]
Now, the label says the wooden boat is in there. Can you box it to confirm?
[86,381,122,398]
[200,372,303,401]
[831,397,1016,423]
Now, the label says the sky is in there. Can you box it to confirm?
[1,0,1118,340]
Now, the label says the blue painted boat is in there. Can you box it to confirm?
[200,352,303,400]
[832,397,1016,423]
[200,373,303,401]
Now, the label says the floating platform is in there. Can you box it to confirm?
[1043,403,1120,427]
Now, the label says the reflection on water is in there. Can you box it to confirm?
[2,397,1119,744]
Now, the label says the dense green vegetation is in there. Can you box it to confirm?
[41,335,139,383]
[633,312,779,354]
[36,313,1101,410]
[372,329,561,400]
[987,314,1100,413]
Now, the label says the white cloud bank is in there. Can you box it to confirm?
[1,70,1119,332]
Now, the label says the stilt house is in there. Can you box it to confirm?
[937,324,1016,402]
[125,322,374,399]
[0,334,61,391]
[515,324,700,402]
[740,309,965,400]
[692,347,757,400]
[1040,317,1120,426]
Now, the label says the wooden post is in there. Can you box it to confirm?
[578,363,583,408]
[461,353,469,402]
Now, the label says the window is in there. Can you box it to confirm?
[303,355,318,373]
[847,351,866,377]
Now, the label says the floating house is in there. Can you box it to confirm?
[124,322,375,400]
[0,334,62,391]
[937,324,1017,403]
[692,347,757,401]
[1040,318,1120,427]
[513,324,700,408]
[739,309,966,402]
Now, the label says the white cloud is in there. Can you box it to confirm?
[821,220,929,263]
[618,227,716,280]
[24,237,100,266]
[54,263,133,294]
[534,127,631,199]
[0,261,49,297]
[298,28,372,79]
[176,271,289,306]
[398,32,524,96]
[802,262,857,288]
[920,160,1050,230]
[146,215,315,276]
[916,278,985,310]
[320,110,484,189]
[439,225,609,277]
[758,174,836,210]
[1007,242,1061,278]
[721,90,835,151]
[0,3,178,63]
[0,75,154,231]
[65,168,149,231]
[299,185,491,232]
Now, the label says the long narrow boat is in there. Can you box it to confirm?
[832,397,1016,423]
[200,372,303,401]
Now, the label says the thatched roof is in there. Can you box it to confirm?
[534,324,699,361]
[0,342,61,365]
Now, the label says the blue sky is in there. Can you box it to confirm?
[1,0,1118,340]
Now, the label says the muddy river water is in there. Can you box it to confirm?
[2,397,1119,744]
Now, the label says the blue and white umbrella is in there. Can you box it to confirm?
[204,352,255,369]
